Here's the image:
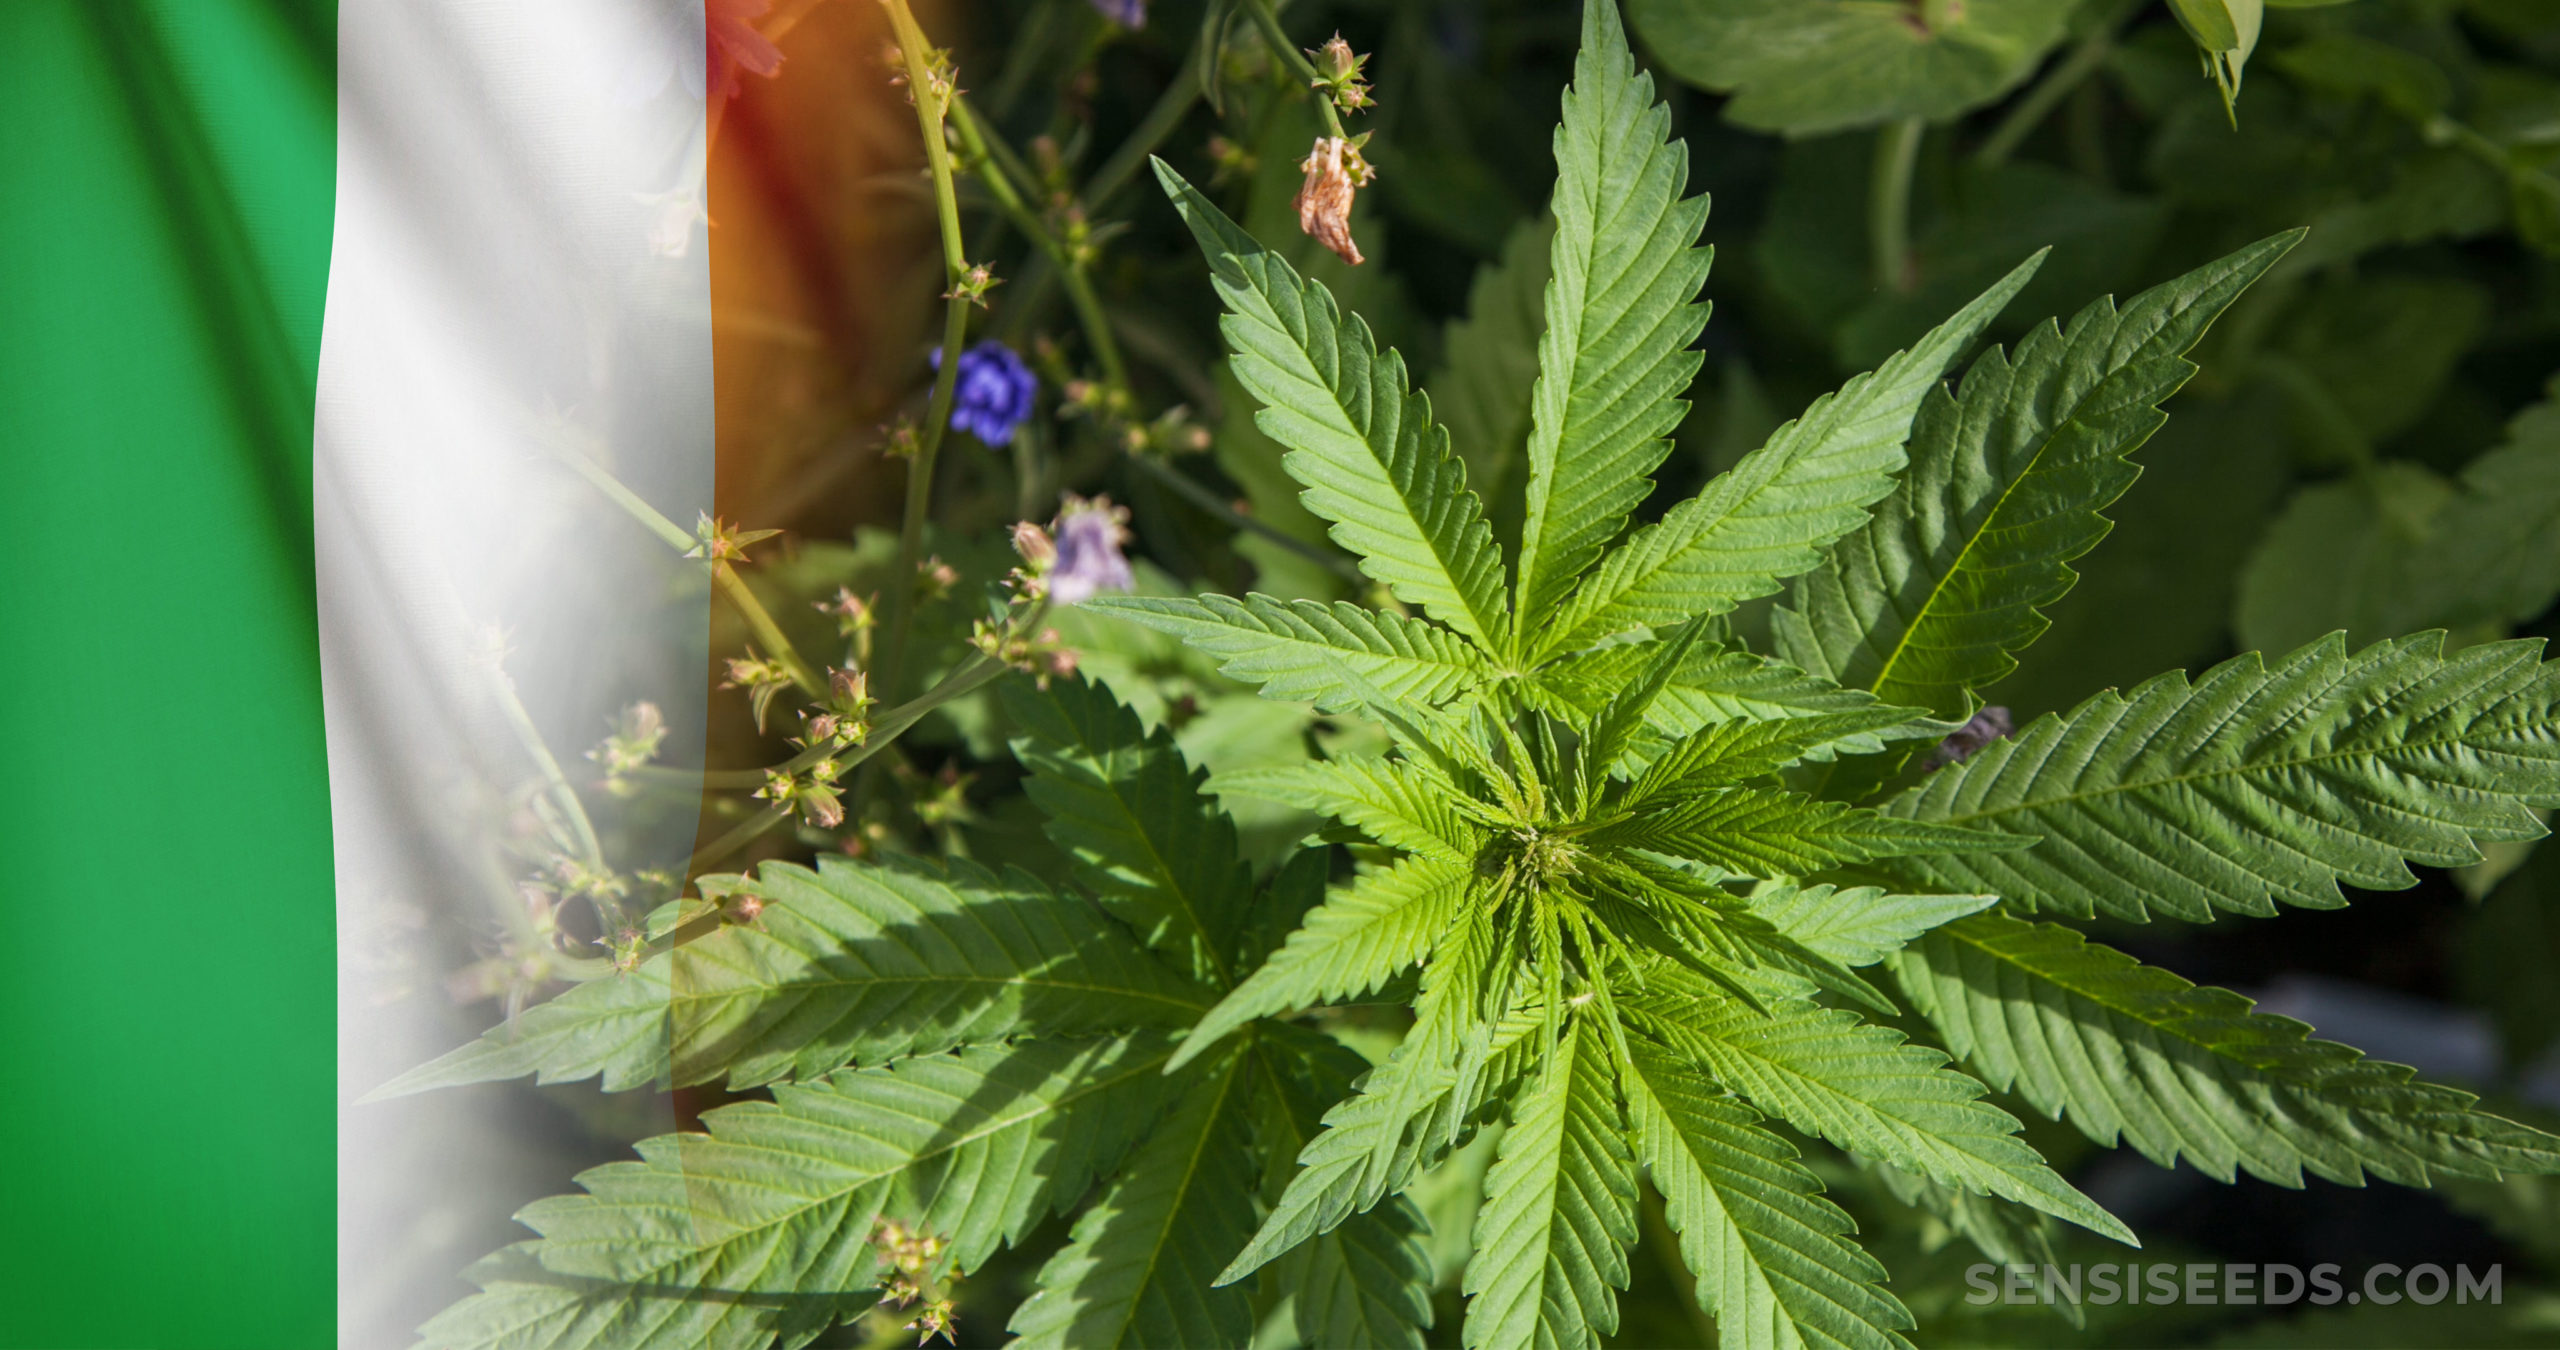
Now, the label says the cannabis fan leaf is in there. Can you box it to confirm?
[410,678,1437,1350]
[1774,229,2299,720]
[392,3,2560,1347]
[1896,913,2560,1188]
[1871,632,2560,922]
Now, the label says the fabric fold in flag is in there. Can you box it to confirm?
[3,2,737,1343]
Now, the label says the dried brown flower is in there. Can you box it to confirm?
[1295,136,1370,266]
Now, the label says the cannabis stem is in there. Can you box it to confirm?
[549,425,823,696]
[1086,52,1205,207]
[1869,116,1924,295]
[684,650,1015,875]
[1127,452,1364,579]
[1974,0,2139,169]
[948,96,1130,391]
[882,0,974,709]
[490,661,606,874]
[1242,0,1348,141]
[948,92,1359,580]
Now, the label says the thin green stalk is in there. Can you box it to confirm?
[1058,266,1132,391]
[1243,0,1346,141]
[1870,117,1925,295]
[1087,51,1205,207]
[686,804,790,878]
[950,96,1131,390]
[720,567,824,694]
[553,432,823,696]
[687,652,1013,874]
[951,94,1342,577]
[2427,111,2560,214]
[986,0,1057,118]
[1127,452,1362,580]
[1014,418,1045,521]
[883,0,974,707]
[635,653,1010,794]
[981,23,1202,351]
[553,436,690,552]
[491,667,604,870]
[1974,1,2135,169]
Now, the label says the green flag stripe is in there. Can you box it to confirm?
[0,2,336,1344]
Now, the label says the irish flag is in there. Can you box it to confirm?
[3,3,859,1342]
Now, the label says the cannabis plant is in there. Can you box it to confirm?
[388,4,2560,1347]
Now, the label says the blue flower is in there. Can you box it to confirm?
[935,341,1037,447]
[1089,0,1146,28]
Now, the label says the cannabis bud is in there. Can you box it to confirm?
[799,668,874,749]
[757,765,845,830]
[722,651,796,731]
[972,621,1082,688]
[817,586,876,638]
[1010,520,1056,569]
[829,666,875,715]
[1308,34,1374,114]
[685,511,782,564]
[602,925,647,975]
[587,701,668,797]
[942,261,1002,308]
[917,555,961,599]
[1295,135,1373,266]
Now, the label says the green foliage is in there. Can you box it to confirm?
[1628,0,2073,136]
[1007,1047,1263,1348]
[367,854,1213,1097]
[1775,232,2298,718]
[423,1034,1182,1350]
[1543,255,2043,659]
[1511,0,1712,636]
[407,678,1441,1350]
[2169,0,2265,119]
[1746,882,1997,968]
[1429,215,1554,548]
[1873,633,2560,921]
[1896,914,2560,1186]
[1003,674,1254,981]
[1631,975,2133,1244]
[1255,1031,1440,1349]
[1536,644,1943,765]
[1461,1017,1640,1350]
[1081,592,1487,714]
[1174,857,1465,1069]
[2460,839,2560,1068]
[2240,375,2560,652]
[392,2,2560,1346]
[1622,1040,1917,1350]
[1155,161,1512,652]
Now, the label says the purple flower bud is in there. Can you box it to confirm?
[933,340,1037,447]
[1930,706,2014,769]
[1088,0,1146,28]
[1049,496,1135,605]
